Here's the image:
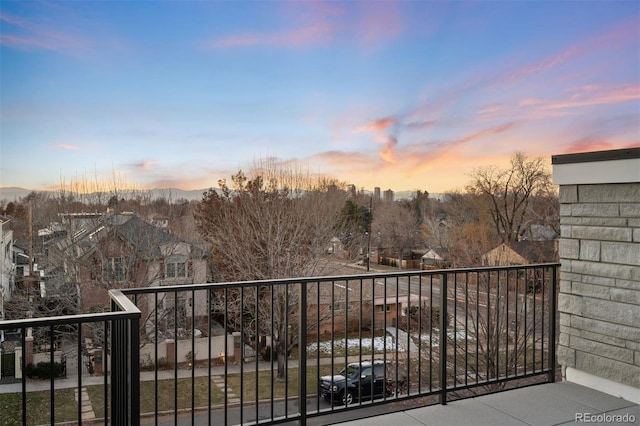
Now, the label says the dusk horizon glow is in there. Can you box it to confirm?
[1,1,638,194]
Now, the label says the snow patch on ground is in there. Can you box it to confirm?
[307,335,395,354]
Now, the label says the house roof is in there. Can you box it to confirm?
[54,212,207,260]
[504,240,557,263]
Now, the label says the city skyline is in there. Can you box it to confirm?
[1,1,638,194]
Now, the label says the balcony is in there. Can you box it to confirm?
[1,263,565,425]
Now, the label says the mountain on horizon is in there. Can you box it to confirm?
[0,186,434,203]
[0,186,211,203]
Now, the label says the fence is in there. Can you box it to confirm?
[0,263,558,425]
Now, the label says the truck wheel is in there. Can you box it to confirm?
[341,390,354,405]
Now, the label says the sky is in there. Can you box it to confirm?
[1,1,639,194]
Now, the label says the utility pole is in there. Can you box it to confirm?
[367,195,372,272]
[28,200,34,290]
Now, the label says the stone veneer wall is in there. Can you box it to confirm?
[554,149,640,404]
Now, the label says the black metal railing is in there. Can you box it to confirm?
[0,263,559,425]
[0,290,141,426]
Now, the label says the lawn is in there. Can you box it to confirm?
[0,388,77,426]
[225,364,337,400]
[0,367,325,425]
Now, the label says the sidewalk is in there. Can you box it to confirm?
[0,357,351,394]
[329,382,639,426]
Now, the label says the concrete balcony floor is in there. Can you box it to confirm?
[329,382,638,426]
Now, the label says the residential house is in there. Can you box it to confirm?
[378,248,426,269]
[421,248,444,270]
[40,212,209,324]
[307,279,429,336]
[481,240,558,266]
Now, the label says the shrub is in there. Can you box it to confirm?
[25,361,65,379]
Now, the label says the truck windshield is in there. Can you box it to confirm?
[340,365,360,379]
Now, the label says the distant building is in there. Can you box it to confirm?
[374,187,381,199]
[383,189,394,203]
[0,216,15,320]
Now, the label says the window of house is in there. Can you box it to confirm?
[165,255,188,278]
[330,302,352,312]
[376,304,392,313]
[103,257,125,282]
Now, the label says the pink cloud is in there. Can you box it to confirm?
[509,47,580,82]
[356,116,397,133]
[51,143,81,151]
[379,136,399,164]
[207,1,405,49]
[0,12,88,52]
[353,2,404,46]
[130,161,157,171]
[210,22,334,48]
[545,84,640,110]
[562,137,617,154]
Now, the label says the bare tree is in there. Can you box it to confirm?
[467,152,553,244]
[448,267,553,394]
[373,202,422,269]
[194,160,354,379]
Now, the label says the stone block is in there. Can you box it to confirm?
[629,218,640,227]
[583,297,639,328]
[580,274,615,287]
[558,345,576,368]
[634,228,640,243]
[559,185,578,203]
[620,203,640,217]
[559,238,579,260]
[572,203,619,217]
[579,329,626,348]
[559,293,583,315]
[560,280,572,294]
[560,204,572,217]
[561,216,582,225]
[579,240,600,261]
[576,351,640,388]
[571,225,632,242]
[572,282,609,299]
[560,324,579,336]
[560,225,572,238]
[559,312,571,326]
[579,183,640,203]
[578,217,628,227]
[560,271,582,283]
[571,316,640,342]
[571,260,635,281]
[610,288,640,305]
[616,278,640,289]
[559,238,580,260]
[570,335,634,364]
[601,242,640,266]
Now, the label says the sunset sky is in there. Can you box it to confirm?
[1,1,638,194]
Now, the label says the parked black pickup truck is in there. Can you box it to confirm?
[319,360,393,405]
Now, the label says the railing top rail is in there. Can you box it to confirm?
[109,289,142,313]
[121,262,561,295]
[0,289,141,330]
